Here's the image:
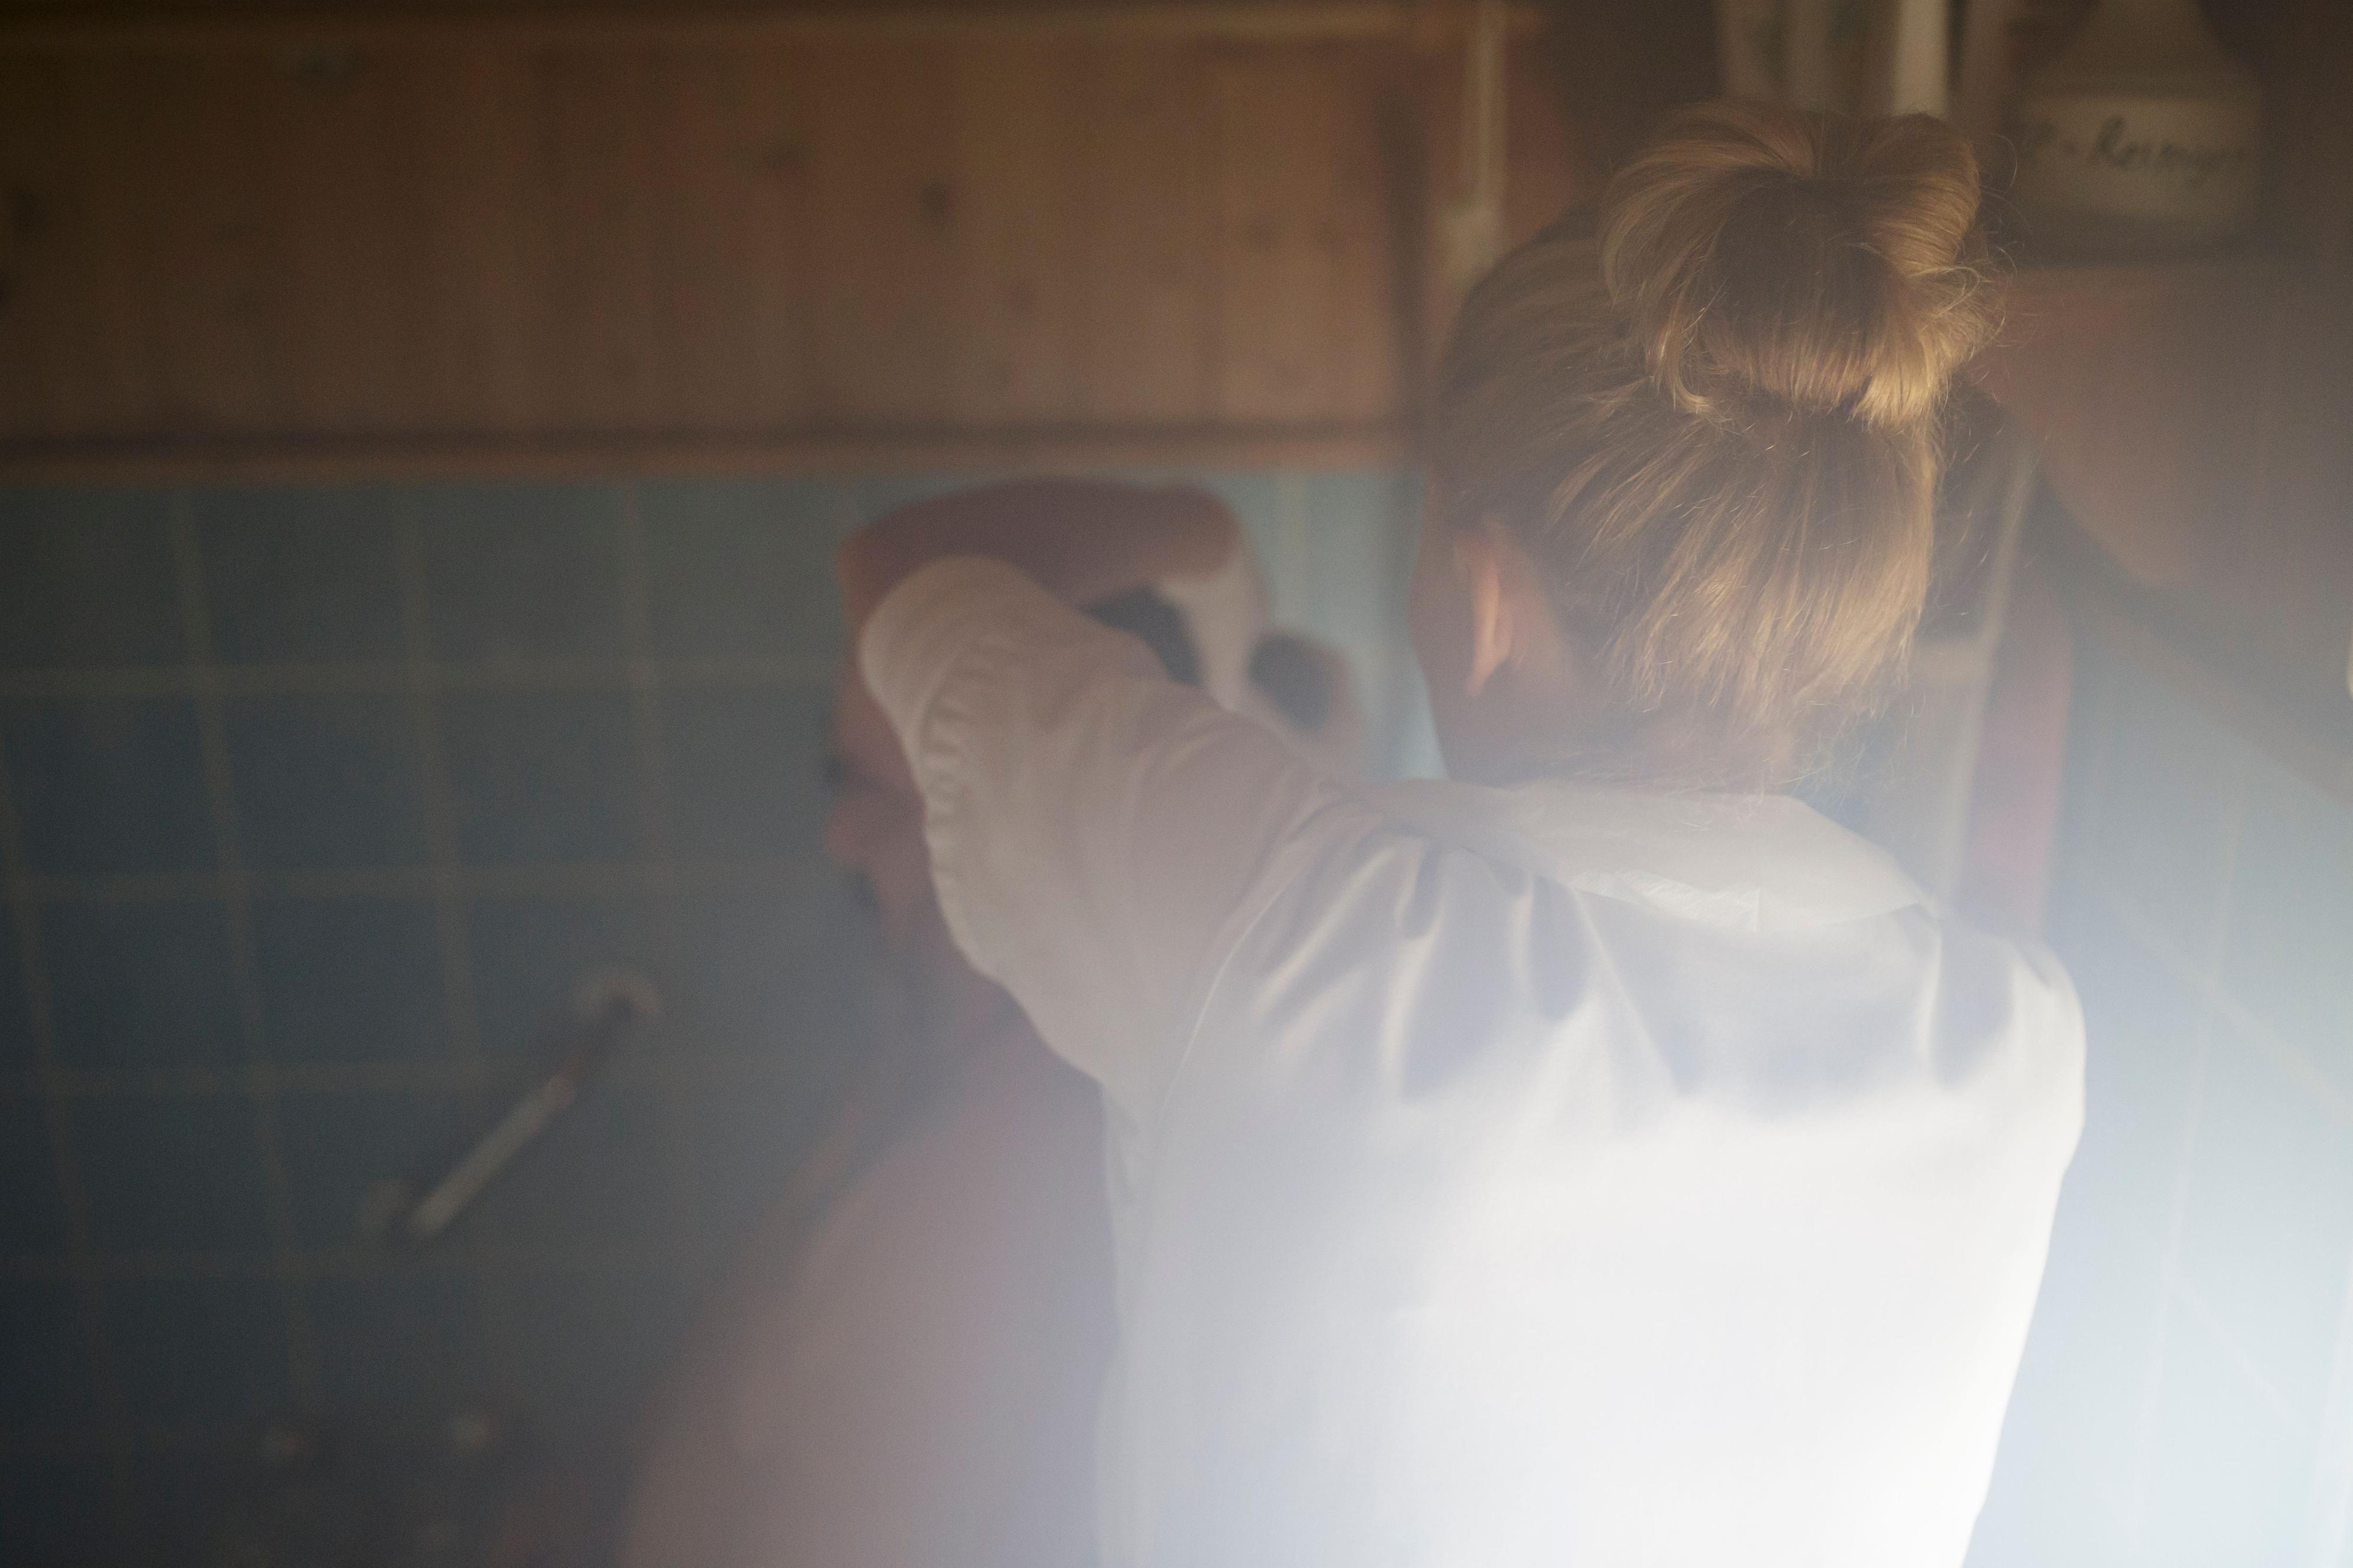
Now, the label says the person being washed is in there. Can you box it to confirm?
[837,103,2082,1566]
[620,544,1359,1568]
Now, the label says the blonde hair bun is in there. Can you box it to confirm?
[1601,102,1994,429]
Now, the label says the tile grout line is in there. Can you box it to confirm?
[0,655,838,702]
[2166,1269,2297,1423]
[6,854,842,907]
[2124,741,2251,1559]
[612,483,706,1288]
[2091,876,2353,1134]
[0,1039,810,1100]
[0,1424,278,1459]
[2206,986,2353,1134]
[1272,469,1311,626]
[0,1242,721,1284]
[0,716,141,1526]
[390,509,483,1068]
[2051,636,2155,1557]
[166,497,325,1412]
[389,496,517,1377]
[1375,473,1417,776]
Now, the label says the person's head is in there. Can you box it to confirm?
[1411,101,1997,792]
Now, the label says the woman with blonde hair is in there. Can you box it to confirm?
[837,101,2082,1567]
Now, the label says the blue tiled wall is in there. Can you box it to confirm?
[0,471,1429,1562]
[1971,623,2353,1565]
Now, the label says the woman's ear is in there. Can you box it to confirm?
[1455,529,1515,699]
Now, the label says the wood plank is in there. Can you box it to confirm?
[715,46,826,428]
[135,52,278,432]
[1066,37,1217,422]
[524,45,671,430]
[946,38,1084,422]
[1980,256,2353,733]
[401,46,541,431]
[1209,40,1400,424]
[1317,41,1405,422]
[244,41,433,432]
[54,53,167,433]
[1972,260,2278,589]
[2255,0,2353,268]
[1211,44,1325,420]
[0,55,105,436]
[0,420,1418,482]
[1502,36,1581,241]
[1404,31,1584,400]
[2233,272,2353,690]
[805,39,959,423]
[638,45,816,429]
[0,3,1545,50]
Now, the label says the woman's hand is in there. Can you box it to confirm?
[836,479,1241,638]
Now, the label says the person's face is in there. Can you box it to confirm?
[821,668,1009,1041]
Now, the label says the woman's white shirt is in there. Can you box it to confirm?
[861,558,2085,1568]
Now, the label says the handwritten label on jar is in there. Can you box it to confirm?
[2012,94,2260,242]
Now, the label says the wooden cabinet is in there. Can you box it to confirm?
[1972,256,2353,794]
[1972,252,2351,743]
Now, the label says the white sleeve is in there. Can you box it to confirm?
[859,557,1371,1122]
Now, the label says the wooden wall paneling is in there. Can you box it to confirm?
[2237,272,2353,691]
[2257,0,2353,268]
[1501,37,1580,240]
[1974,266,2275,591]
[524,45,672,431]
[1317,42,1407,425]
[806,39,960,424]
[1065,38,1217,424]
[1365,36,1436,412]
[256,44,444,432]
[1534,0,1717,185]
[1405,32,1583,405]
[1210,44,1322,422]
[722,46,827,431]
[371,50,459,432]
[640,45,735,428]
[406,46,542,432]
[276,46,389,431]
[946,39,1084,424]
[367,47,502,432]
[0,4,1529,45]
[1209,41,1400,425]
[49,53,168,435]
[2,18,1556,468]
[0,55,99,436]
[642,45,815,432]
[134,52,276,434]
[2019,262,2353,772]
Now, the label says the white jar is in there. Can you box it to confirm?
[2009,0,2264,254]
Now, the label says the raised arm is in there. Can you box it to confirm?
[839,482,1373,1123]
